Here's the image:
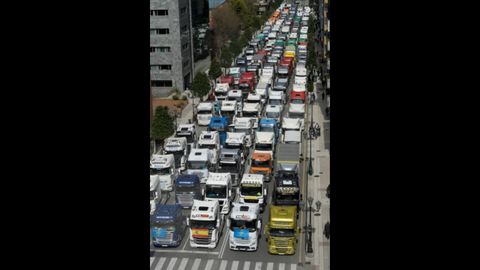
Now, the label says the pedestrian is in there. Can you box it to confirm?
[323,222,330,239]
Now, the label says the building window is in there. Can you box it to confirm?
[182,43,189,50]
[150,9,168,16]
[150,47,171,53]
[151,65,172,70]
[151,80,173,87]
[150,28,169,35]
[180,7,187,14]
[181,25,188,33]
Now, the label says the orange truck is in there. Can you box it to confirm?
[250,152,273,182]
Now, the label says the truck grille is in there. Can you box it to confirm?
[155,232,174,243]
[273,239,289,247]
[176,195,193,207]
[244,199,259,204]
[193,231,212,245]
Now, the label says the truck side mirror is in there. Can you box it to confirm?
[236,187,240,195]
[186,218,190,227]
[229,190,232,198]
[257,220,262,230]
[216,219,220,228]
[201,189,205,197]
[264,188,267,196]
[226,219,230,228]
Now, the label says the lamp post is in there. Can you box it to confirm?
[307,196,314,253]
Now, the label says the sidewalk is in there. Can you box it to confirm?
[304,81,330,270]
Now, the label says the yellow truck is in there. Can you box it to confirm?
[265,205,300,255]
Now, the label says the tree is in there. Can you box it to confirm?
[191,72,211,100]
[151,106,175,145]
[220,45,233,68]
[209,59,222,80]
[229,38,242,58]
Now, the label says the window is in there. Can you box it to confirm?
[180,7,187,14]
[182,43,189,50]
[151,80,173,87]
[151,65,171,70]
[150,47,171,53]
[150,9,168,16]
[181,25,188,33]
[150,28,169,35]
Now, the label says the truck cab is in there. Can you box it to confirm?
[259,118,280,141]
[265,205,300,255]
[227,203,262,251]
[233,117,258,140]
[217,148,244,187]
[255,80,271,103]
[208,116,228,145]
[198,131,220,165]
[197,102,214,126]
[290,91,306,105]
[175,174,202,209]
[203,172,234,214]
[239,71,257,98]
[238,174,267,211]
[187,200,224,249]
[250,131,275,182]
[227,89,243,103]
[163,137,188,171]
[225,131,251,157]
[288,103,305,120]
[221,100,238,125]
[242,102,262,118]
[273,144,301,207]
[186,148,215,184]
[150,154,177,192]
[150,175,162,215]
[246,92,263,105]
[176,124,196,145]
[151,204,187,247]
[214,83,230,101]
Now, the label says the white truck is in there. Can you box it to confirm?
[176,124,196,145]
[242,102,262,118]
[150,154,177,192]
[197,102,213,126]
[246,92,262,105]
[225,132,251,156]
[163,137,188,171]
[265,104,282,121]
[215,83,230,101]
[238,174,267,211]
[254,131,276,157]
[227,203,262,251]
[288,103,305,120]
[232,117,258,144]
[150,176,162,215]
[186,148,215,183]
[281,117,304,144]
[294,64,307,85]
[197,131,220,165]
[221,100,238,124]
[204,173,235,214]
[187,200,224,249]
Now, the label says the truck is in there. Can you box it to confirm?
[214,83,230,101]
[259,118,280,141]
[227,203,262,251]
[238,174,268,211]
[220,67,242,86]
[242,102,262,118]
[163,137,188,171]
[232,117,258,146]
[294,64,307,85]
[265,205,300,255]
[151,204,187,247]
[175,174,202,208]
[246,92,263,105]
[227,89,243,103]
[290,91,306,105]
[203,172,235,214]
[150,154,177,192]
[250,131,276,182]
[186,148,215,184]
[150,175,162,215]
[238,71,257,98]
[255,81,271,103]
[197,102,214,126]
[225,131,251,157]
[288,103,305,120]
[217,148,244,187]
[187,200,224,249]
[221,100,238,124]
[176,124,196,145]
[273,143,301,207]
[265,105,282,121]
[208,116,228,145]
[198,131,220,165]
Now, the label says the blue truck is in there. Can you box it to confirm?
[151,204,187,247]
[259,118,280,141]
[175,175,202,208]
[208,117,228,145]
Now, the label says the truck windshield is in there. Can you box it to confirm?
[224,143,241,149]
[152,221,175,229]
[190,220,216,229]
[260,126,274,132]
[269,228,295,237]
[276,193,300,201]
[222,111,235,119]
[209,126,225,132]
[177,134,194,143]
[176,185,195,194]
[252,159,271,167]
[291,99,304,104]
[239,84,250,90]
[188,161,207,170]
[165,150,184,160]
[218,163,238,173]
[205,185,227,199]
[255,143,272,151]
[150,191,156,200]
[230,219,257,232]
[242,111,258,117]
[198,110,212,114]
[266,111,280,118]
[269,99,282,105]
[289,112,304,118]
[199,144,216,150]
[150,168,170,175]
[240,185,262,196]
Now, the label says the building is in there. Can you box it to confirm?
[150,0,194,97]
[208,0,226,9]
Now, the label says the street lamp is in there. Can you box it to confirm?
[306,196,314,253]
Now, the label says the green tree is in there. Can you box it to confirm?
[229,39,242,57]
[191,72,211,100]
[209,59,222,80]
[220,45,233,68]
[151,106,175,144]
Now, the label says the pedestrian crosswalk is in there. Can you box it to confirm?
[150,256,300,270]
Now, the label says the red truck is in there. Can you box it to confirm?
[279,58,294,77]
[290,91,306,104]
[238,71,257,97]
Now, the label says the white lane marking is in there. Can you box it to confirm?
[290,263,297,270]
[254,262,262,270]
[191,258,201,270]
[150,257,155,267]
[165,257,177,270]
[150,249,219,255]
[205,259,215,270]
[279,263,285,270]
[181,232,189,250]
[178,258,189,270]
[218,230,229,258]
[219,260,228,270]
[154,257,167,270]
[243,261,251,270]
[266,262,274,270]
[231,260,240,270]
